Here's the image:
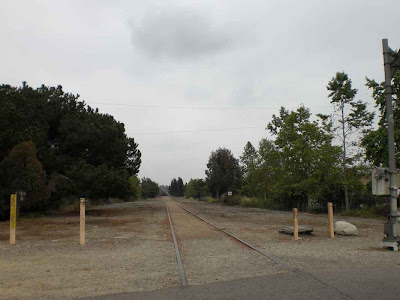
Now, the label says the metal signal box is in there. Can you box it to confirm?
[372,168,400,196]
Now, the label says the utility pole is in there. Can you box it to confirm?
[382,39,400,250]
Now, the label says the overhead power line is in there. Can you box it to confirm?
[128,125,265,136]
[88,101,331,111]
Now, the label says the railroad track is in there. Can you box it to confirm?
[165,202,187,286]
[164,199,355,300]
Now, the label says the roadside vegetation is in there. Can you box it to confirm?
[2,70,398,220]
[339,206,387,220]
[170,71,400,219]
[0,83,161,220]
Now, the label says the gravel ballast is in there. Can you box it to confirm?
[1,197,398,299]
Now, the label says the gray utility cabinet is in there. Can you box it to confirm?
[372,167,400,196]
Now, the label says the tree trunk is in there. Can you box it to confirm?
[216,188,219,200]
[344,185,350,211]
[307,194,312,211]
[341,103,350,211]
[16,193,20,219]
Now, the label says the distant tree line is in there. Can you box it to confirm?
[0,83,144,220]
[168,177,184,197]
[140,177,160,199]
[178,71,399,212]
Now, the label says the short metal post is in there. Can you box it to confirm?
[80,198,85,245]
[10,194,17,244]
[293,208,298,240]
[328,202,334,238]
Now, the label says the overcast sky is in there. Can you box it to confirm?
[1,0,400,185]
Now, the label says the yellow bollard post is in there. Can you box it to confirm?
[10,194,17,245]
[328,202,334,238]
[293,208,298,241]
[80,198,85,245]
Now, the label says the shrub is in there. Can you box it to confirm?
[204,196,218,203]
[374,203,390,217]
[340,206,387,220]
[220,193,241,206]
[239,197,260,207]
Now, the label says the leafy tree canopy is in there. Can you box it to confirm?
[169,177,185,197]
[184,178,208,199]
[267,106,341,208]
[0,83,141,218]
[205,147,241,199]
[362,71,400,166]
[141,177,159,199]
[326,72,374,211]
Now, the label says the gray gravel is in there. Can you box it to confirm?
[167,200,287,286]
[0,199,180,299]
[178,198,400,272]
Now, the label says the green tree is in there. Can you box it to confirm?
[177,177,184,196]
[0,82,142,218]
[0,141,45,215]
[126,138,141,176]
[205,148,241,199]
[129,175,142,199]
[169,178,178,196]
[141,177,159,198]
[184,178,208,198]
[362,71,400,166]
[257,138,281,201]
[0,141,45,193]
[268,106,341,210]
[326,72,374,211]
[240,142,258,177]
[240,141,260,197]
[169,177,185,197]
[65,162,132,200]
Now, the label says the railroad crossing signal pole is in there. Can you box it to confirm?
[382,39,400,249]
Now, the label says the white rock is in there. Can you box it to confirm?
[334,221,359,236]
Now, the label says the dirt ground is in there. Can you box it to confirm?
[166,200,286,285]
[177,198,400,272]
[0,199,180,299]
[0,196,399,299]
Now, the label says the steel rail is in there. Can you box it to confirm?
[175,201,355,300]
[165,202,187,286]
[174,202,294,271]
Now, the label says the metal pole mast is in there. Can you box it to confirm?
[382,39,399,247]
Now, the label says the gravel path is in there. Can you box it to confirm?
[1,197,398,299]
[0,198,180,299]
[166,200,288,286]
[178,199,400,272]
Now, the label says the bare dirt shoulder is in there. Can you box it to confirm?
[177,198,400,272]
[0,198,179,300]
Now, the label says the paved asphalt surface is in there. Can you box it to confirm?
[90,267,400,300]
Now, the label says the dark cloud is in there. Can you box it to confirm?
[130,8,236,60]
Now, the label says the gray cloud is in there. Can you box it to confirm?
[129,8,236,60]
